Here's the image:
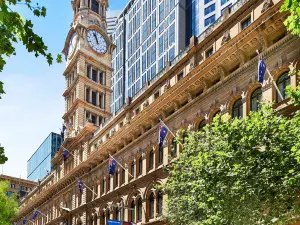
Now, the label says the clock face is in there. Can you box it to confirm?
[68,32,77,58]
[87,29,108,54]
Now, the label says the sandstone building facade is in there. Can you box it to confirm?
[0,175,37,201]
[14,0,300,224]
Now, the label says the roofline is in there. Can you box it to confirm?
[0,174,38,185]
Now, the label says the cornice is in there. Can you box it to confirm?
[62,99,111,120]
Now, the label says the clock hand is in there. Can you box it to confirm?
[93,33,99,45]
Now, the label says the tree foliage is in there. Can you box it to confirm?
[0,181,18,225]
[0,145,8,164]
[281,0,300,36]
[164,106,300,225]
[0,0,62,99]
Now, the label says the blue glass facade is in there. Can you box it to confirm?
[27,133,62,181]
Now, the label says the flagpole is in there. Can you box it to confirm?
[109,154,134,178]
[256,50,285,102]
[77,179,98,197]
[159,119,183,147]
[34,209,48,220]
[63,147,82,163]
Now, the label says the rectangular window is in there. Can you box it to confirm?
[221,0,229,5]
[204,14,215,26]
[206,47,214,58]
[159,36,164,55]
[205,0,213,4]
[169,23,175,45]
[151,64,156,79]
[164,30,168,51]
[170,0,175,10]
[92,69,97,82]
[92,91,97,106]
[143,4,147,21]
[147,49,151,67]
[151,43,156,64]
[170,10,175,21]
[151,11,156,31]
[159,3,164,22]
[159,57,164,71]
[204,3,215,15]
[221,4,232,15]
[142,54,146,72]
[241,17,251,30]
[177,72,184,81]
[169,46,175,61]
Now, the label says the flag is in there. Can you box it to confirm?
[109,157,117,175]
[61,124,66,141]
[159,122,168,148]
[32,209,39,220]
[107,220,121,225]
[78,180,83,194]
[63,149,69,161]
[22,218,27,225]
[258,56,266,84]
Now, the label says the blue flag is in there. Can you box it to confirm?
[159,122,168,148]
[108,220,121,225]
[258,57,266,84]
[109,158,117,175]
[32,210,39,220]
[22,218,27,225]
[63,149,69,161]
[78,180,83,194]
[61,124,66,141]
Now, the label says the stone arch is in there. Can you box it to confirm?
[208,108,221,124]
[227,94,244,118]
[246,83,262,114]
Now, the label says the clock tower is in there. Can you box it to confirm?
[62,0,114,135]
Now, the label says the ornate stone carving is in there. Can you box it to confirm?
[143,99,149,108]
[261,0,274,13]
[187,123,195,132]
[164,80,171,92]
[221,30,231,46]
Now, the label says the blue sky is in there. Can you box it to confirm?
[0,0,128,179]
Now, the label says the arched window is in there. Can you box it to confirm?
[102,178,105,194]
[115,170,119,187]
[130,201,135,222]
[197,120,206,130]
[149,150,154,170]
[131,161,135,178]
[157,191,163,215]
[251,88,262,112]
[212,110,221,122]
[276,73,290,102]
[171,138,177,157]
[232,98,243,119]
[158,146,163,164]
[138,157,143,175]
[149,193,155,218]
[91,0,99,14]
[137,198,143,221]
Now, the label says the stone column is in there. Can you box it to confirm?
[242,95,248,118]
[142,198,147,223]
[83,141,88,161]
[72,188,76,210]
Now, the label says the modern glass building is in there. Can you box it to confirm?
[27,133,62,181]
[110,0,187,115]
[186,0,236,41]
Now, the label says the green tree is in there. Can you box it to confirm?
[281,0,300,105]
[0,0,62,99]
[281,0,300,36]
[0,181,18,225]
[0,145,8,164]
[164,106,300,225]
